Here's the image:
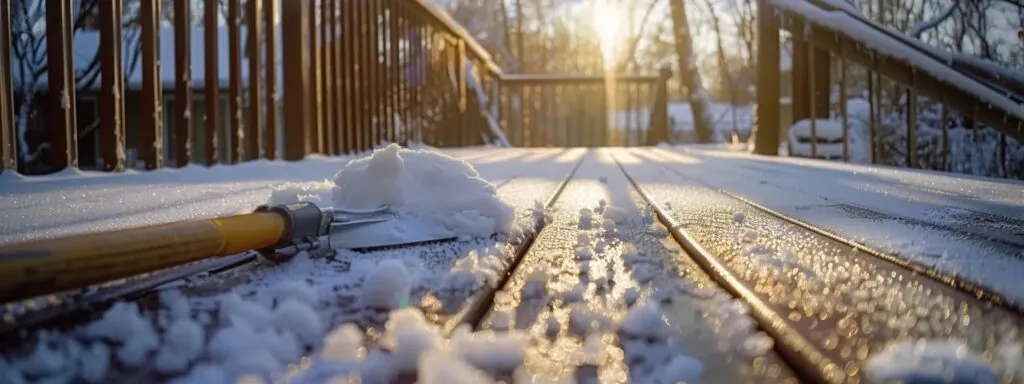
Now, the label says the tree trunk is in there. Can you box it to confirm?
[669,0,714,143]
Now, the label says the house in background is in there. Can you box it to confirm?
[11,24,286,172]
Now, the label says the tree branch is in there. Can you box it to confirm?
[908,1,958,39]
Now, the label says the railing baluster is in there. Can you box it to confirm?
[906,73,918,168]
[140,0,163,170]
[456,40,467,147]
[940,93,949,171]
[0,0,14,174]
[397,3,410,145]
[228,0,243,164]
[264,0,277,160]
[999,133,1007,178]
[46,0,78,172]
[322,0,336,156]
[247,0,263,161]
[281,0,310,160]
[808,42,818,160]
[342,1,354,154]
[99,0,125,172]
[174,0,193,167]
[839,55,848,163]
[337,0,350,153]
[309,0,323,154]
[361,2,373,150]
[868,58,879,164]
[204,0,220,165]
[371,0,384,147]
[388,2,401,145]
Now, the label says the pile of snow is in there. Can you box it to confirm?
[332,144,516,240]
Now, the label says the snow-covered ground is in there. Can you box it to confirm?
[612,102,754,137]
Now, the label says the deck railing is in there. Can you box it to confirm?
[0,0,669,177]
[496,70,672,147]
[754,0,1024,179]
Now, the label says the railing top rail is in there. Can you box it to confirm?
[406,0,501,76]
[498,73,663,85]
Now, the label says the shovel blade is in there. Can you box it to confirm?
[329,214,456,250]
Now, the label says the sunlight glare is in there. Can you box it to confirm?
[592,0,623,65]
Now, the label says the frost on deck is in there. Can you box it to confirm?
[1,146,1023,383]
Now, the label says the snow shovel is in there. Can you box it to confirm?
[0,202,456,304]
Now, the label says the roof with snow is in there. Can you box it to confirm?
[10,25,285,93]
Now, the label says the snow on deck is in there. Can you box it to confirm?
[0,147,547,244]
[651,145,1024,304]
[1,146,1023,382]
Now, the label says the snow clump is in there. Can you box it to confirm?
[331,144,516,240]
[864,339,998,383]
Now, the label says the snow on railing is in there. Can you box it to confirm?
[463,60,510,148]
[769,0,1024,123]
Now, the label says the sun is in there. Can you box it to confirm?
[592,0,623,65]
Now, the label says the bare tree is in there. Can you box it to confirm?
[700,0,741,137]
[669,0,714,142]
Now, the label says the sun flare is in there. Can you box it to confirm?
[592,0,623,64]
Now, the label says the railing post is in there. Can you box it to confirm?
[46,0,78,171]
[282,0,311,160]
[646,67,672,146]
[174,0,193,167]
[204,0,220,166]
[140,0,163,170]
[753,0,780,155]
[99,0,126,172]
[0,0,15,174]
